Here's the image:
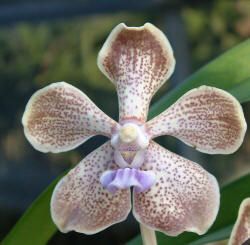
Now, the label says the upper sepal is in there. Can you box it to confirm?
[98,23,175,123]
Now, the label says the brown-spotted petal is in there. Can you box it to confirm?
[98,23,175,124]
[22,82,119,153]
[51,141,131,234]
[133,141,220,236]
[229,198,250,245]
[145,86,247,154]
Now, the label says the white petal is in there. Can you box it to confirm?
[146,86,247,154]
[22,82,118,153]
[133,141,220,236]
[51,141,131,234]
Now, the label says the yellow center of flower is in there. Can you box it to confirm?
[119,124,138,143]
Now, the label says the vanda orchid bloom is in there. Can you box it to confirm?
[22,23,247,239]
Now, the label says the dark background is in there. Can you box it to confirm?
[0,0,249,244]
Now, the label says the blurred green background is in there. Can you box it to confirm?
[0,0,249,244]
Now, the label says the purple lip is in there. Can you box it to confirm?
[100,168,156,194]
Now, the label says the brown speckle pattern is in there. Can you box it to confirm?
[51,142,131,234]
[98,23,175,123]
[22,82,118,153]
[229,198,250,245]
[133,141,220,236]
[146,86,247,154]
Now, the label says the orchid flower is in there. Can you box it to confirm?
[22,23,247,241]
[228,198,250,245]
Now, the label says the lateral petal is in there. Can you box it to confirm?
[22,82,118,153]
[146,86,247,154]
[229,198,250,245]
[98,23,175,123]
[100,168,156,194]
[133,141,220,236]
[51,141,131,234]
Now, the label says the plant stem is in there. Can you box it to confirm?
[139,223,157,245]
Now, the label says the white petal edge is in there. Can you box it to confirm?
[228,198,250,245]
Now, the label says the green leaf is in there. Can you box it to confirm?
[1,180,57,245]
[2,40,250,245]
[126,174,250,245]
[127,226,233,245]
[228,77,250,104]
[1,174,67,245]
[187,225,233,245]
[149,39,250,119]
